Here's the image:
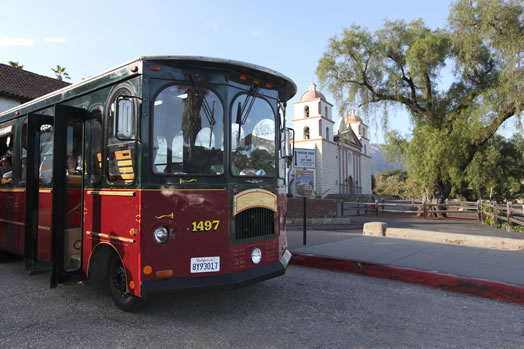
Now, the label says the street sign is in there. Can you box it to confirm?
[294,148,316,169]
[295,169,315,197]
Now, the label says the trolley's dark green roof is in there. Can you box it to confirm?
[142,56,297,100]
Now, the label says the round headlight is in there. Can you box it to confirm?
[251,248,262,264]
[153,226,169,244]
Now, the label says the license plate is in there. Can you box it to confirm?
[190,256,220,273]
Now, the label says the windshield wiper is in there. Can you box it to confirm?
[235,84,260,145]
[190,73,216,147]
[236,84,259,126]
[190,73,215,127]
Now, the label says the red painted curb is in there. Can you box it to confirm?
[290,253,524,305]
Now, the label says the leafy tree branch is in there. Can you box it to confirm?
[317,0,523,201]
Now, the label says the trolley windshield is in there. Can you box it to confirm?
[152,84,224,175]
[152,82,277,178]
[231,93,276,177]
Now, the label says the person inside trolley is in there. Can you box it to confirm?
[1,151,13,182]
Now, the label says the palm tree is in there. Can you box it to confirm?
[8,61,23,69]
[51,65,71,81]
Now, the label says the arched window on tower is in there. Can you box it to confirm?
[304,127,310,140]
[325,106,328,118]
[304,105,309,118]
[326,127,329,140]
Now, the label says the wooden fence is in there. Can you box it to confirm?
[341,199,524,232]
[480,201,524,232]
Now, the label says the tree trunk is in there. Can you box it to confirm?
[425,181,451,217]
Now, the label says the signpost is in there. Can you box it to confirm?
[293,149,316,169]
[293,148,316,198]
[293,149,316,246]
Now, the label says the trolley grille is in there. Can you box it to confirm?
[234,207,275,240]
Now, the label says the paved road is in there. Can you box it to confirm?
[1,257,523,348]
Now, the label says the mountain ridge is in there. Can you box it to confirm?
[369,143,405,175]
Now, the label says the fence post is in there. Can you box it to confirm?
[357,202,360,216]
[423,199,427,219]
[477,200,482,223]
[411,198,414,211]
[341,201,344,217]
[375,200,379,217]
[381,199,384,213]
[493,201,498,226]
[507,202,513,232]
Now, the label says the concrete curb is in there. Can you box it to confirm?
[385,228,524,252]
[287,224,362,231]
[286,217,352,225]
[290,253,524,305]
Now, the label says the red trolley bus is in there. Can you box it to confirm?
[0,56,296,311]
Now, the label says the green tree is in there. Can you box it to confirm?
[373,169,423,199]
[8,61,23,69]
[51,65,71,81]
[466,134,524,201]
[317,0,523,202]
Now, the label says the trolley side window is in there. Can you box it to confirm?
[65,121,83,186]
[39,124,53,185]
[89,108,103,184]
[152,84,224,176]
[0,124,14,184]
[107,87,137,185]
[20,120,27,183]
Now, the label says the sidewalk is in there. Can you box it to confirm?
[287,218,524,305]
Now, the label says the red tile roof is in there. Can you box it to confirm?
[299,82,327,103]
[0,63,70,102]
[344,109,363,123]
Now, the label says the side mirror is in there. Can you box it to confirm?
[115,98,135,140]
[286,127,295,166]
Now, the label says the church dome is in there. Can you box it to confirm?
[300,82,327,102]
[336,109,366,133]
[344,109,362,123]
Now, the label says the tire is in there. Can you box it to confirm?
[108,255,143,312]
[0,250,11,262]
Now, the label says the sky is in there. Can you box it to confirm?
[0,0,517,143]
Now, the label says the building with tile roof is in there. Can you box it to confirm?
[0,64,70,112]
[290,83,372,197]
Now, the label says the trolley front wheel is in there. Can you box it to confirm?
[0,250,11,262]
[108,255,143,312]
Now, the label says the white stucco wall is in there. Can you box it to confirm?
[319,100,332,120]
[295,100,320,118]
[361,155,372,194]
[294,99,333,119]
[292,117,321,141]
[319,140,339,196]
